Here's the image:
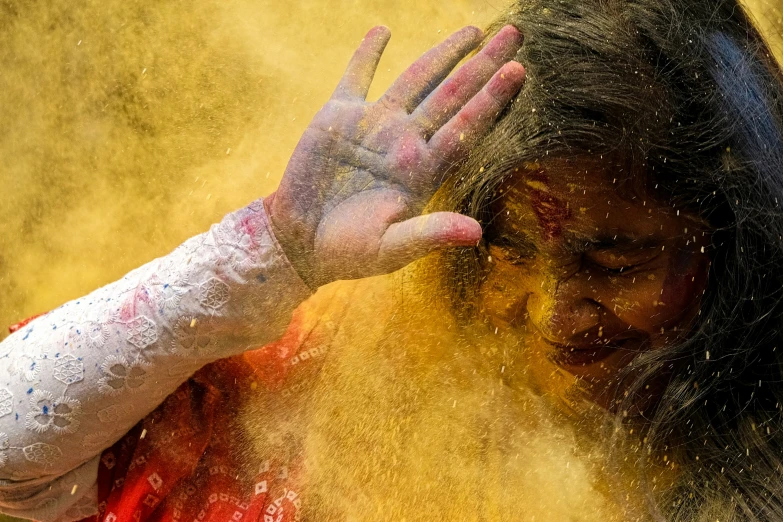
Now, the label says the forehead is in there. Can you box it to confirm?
[491,159,686,247]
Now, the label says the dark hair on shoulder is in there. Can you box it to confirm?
[432,0,783,519]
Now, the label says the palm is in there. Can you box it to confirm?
[268,25,525,288]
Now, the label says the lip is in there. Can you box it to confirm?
[550,338,632,367]
[523,321,648,377]
[531,321,647,365]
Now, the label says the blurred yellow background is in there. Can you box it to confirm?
[0,0,780,518]
[0,0,500,335]
[0,0,781,333]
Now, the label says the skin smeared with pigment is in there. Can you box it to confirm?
[523,164,572,241]
[239,275,642,522]
[242,157,711,521]
[267,25,526,289]
[478,158,712,408]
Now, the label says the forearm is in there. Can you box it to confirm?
[0,197,311,483]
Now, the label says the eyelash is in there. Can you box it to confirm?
[600,264,639,274]
[590,249,663,274]
[489,235,653,274]
[503,251,534,265]
[588,257,643,274]
[487,237,536,264]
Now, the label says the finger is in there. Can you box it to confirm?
[377,212,482,273]
[380,26,483,113]
[411,25,523,136]
[428,61,525,162]
[332,26,392,101]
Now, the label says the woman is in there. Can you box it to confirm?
[445,1,783,519]
[1,0,781,521]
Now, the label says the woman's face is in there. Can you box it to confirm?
[478,158,711,406]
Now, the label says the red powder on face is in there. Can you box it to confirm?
[526,170,571,240]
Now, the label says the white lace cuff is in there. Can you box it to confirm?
[0,197,311,495]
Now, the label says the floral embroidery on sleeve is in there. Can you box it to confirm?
[0,197,312,520]
[24,391,81,435]
[98,356,149,395]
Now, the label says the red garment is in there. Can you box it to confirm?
[81,305,336,522]
[8,314,44,334]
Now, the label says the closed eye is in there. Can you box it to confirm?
[486,233,537,264]
[485,229,537,255]
[586,250,660,274]
[584,246,662,275]
[598,263,640,274]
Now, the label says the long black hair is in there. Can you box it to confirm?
[433,0,783,519]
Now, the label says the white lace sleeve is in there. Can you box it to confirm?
[0,197,312,519]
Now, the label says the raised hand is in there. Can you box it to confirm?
[266,25,525,289]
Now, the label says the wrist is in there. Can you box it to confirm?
[263,192,323,290]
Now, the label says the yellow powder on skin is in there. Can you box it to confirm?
[0,0,499,330]
[240,273,646,521]
[1,1,781,521]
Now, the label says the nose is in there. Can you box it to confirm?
[526,268,602,345]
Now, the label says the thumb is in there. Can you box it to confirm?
[376,212,482,273]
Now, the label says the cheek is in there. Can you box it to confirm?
[610,250,708,330]
[606,274,666,328]
[478,255,534,326]
[658,247,709,326]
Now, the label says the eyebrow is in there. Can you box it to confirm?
[579,233,663,252]
[490,230,664,255]
[487,229,537,255]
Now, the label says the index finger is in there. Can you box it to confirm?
[331,26,392,101]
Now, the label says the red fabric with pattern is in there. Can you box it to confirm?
[8,314,44,334]
[78,307,333,522]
